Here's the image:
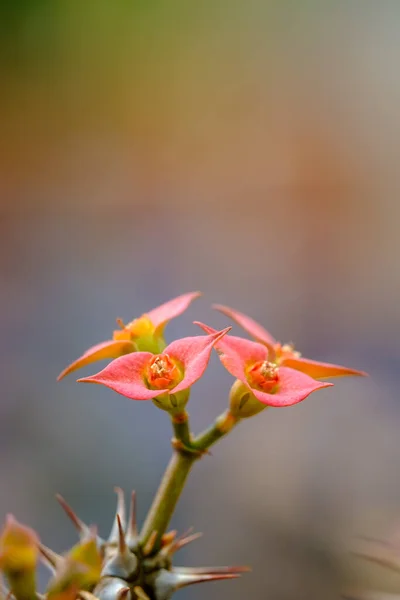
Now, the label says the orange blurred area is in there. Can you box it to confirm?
[1,3,400,600]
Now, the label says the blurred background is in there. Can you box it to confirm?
[1,1,400,598]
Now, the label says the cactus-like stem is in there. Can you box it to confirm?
[139,450,195,550]
[139,410,239,549]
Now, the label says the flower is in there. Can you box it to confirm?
[57,292,201,381]
[213,304,366,380]
[195,322,333,408]
[77,328,231,406]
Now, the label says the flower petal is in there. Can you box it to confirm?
[281,356,367,379]
[194,322,268,381]
[250,367,333,407]
[147,292,201,334]
[166,328,231,393]
[78,352,164,400]
[213,304,276,346]
[57,340,135,381]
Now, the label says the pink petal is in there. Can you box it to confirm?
[281,356,367,379]
[146,292,201,333]
[250,366,333,407]
[77,352,164,400]
[57,340,135,381]
[166,328,231,393]
[194,322,268,381]
[213,304,276,346]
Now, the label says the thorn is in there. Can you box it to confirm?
[38,543,63,570]
[173,570,241,589]
[109,488,126,544]
[56,494,89,537]
[170,532,203,553]
[117,515,127,554]
[116,587,131,600]
[161,530,177,547]
[126,491,137,546]
[133,587,150,600]
[143,530,158,556]
[175,565,251,575]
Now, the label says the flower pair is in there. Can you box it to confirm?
[58,294,365,411]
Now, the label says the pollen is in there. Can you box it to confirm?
[282,343,301,359]
[247,360,280,393]
[146,354,181,390]
[113,315,155,342]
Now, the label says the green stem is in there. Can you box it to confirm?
[171,411,192,448]
[139,449,196,548]
[139,410,239,549]
[192,410,238,451]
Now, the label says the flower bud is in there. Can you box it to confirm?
[152,389,190,414]
[229,380,267,418]
[0,515,39,600]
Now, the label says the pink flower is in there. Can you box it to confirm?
[213,304,366,380]
[57,292,201,381]
[78,328,231,402]
[195,322,333,407]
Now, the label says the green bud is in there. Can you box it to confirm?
[135,334,166,354]
[0,516,39,600]
[152,389,190,414]
[229,380,267,419]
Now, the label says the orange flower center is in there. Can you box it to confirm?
[146,354,182,390]
[246,360,280,393]
[113,315,155,341]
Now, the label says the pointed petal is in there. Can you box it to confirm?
[250,366,333,407]
[213,304,276,346]
[78,352,162,400]
[166,328,231,394]
[282,356,367,379]
[147,292,201,333]
[194,322,268,382]
[108,488,126,544]
[57,340,135,381]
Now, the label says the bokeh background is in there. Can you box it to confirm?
[1,1,400,599]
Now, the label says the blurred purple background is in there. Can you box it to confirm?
[1,2,400,599]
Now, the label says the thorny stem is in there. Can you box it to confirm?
[139,409,239,550]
